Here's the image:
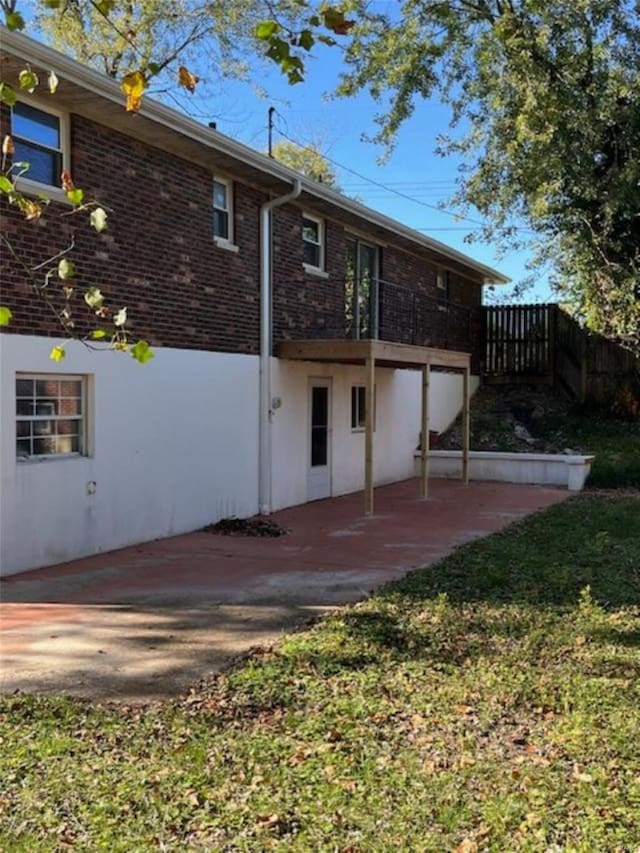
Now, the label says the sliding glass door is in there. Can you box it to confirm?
[345,238,379,339]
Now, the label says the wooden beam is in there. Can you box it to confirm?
[276,338,471,372]
[462,366,470,485]
[364,355,375,515]
[420,364,430,498]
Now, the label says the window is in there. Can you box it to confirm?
[12,101,66,189]
[436,268,450,297]
[16,375,86,460]
[303,214,324,270]
[213,178,232,242]
[351,385,376,431]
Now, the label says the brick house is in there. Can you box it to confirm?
[0,30,508,576]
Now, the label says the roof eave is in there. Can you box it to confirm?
[0,28,511,285]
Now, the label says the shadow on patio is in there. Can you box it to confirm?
[0,478,568,702]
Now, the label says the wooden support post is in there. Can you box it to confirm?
[462,366,470,485]
[364,356,375,515]
[420,364,430,498]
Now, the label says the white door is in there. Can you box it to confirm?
[308,379,332,501]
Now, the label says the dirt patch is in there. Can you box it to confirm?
[202,517,289,537]
[437,383,577,453]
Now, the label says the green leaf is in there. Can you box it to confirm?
[90,329,108,340]
[5,10,25,30]
[58,259,76,280]
[95,0,115,13]
[43,0,62,7]
[131,339,154,364]
[113,307,127,327]
[90,207,108,232]
[0,176,14,194]
[0,83,17,107]
[266,38,290,62]
[48,70,59,94]
[50,345,66,362]
[255,20,280,40]
[66,188,84,206]
[0,306,13,326]
[19,69,39,93]
[84,287,104,309]
[299,29,315,51]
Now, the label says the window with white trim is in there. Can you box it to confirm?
[436,268,450,297]
[213,178,233,242]
[16,375,87,460]
[12,101,67,189]
[351,385,376,431]
[303,214,324,270]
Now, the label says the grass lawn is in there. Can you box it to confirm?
[533,413,640,489]
[2,494,639,851]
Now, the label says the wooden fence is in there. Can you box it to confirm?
[482,303,639,404]
[483,304,551,380]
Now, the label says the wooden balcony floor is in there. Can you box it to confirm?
[276,338,470,371]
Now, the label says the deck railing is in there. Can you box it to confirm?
[275,277,474,353]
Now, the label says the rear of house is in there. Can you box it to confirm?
[0,30,508,576]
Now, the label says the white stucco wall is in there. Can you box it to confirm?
[270,358,479,511]
[0,335,259,576]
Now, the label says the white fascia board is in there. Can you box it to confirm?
[1,28,510,285]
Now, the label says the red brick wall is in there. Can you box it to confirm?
[1,108,484,361]
[1,111,263,353]
[272,205,346,340]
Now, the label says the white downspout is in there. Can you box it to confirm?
[259,179,302,515]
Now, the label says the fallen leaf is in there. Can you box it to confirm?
[456,839,478,853]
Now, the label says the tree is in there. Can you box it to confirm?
[336,0,640,352]
[33,0,303,82]
[0,2,356,358]
[271,139,339,188]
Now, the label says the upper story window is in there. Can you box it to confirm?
[16,374,87,460]
[213,178,233,243]
[303,214,325,272]
[436,268,450,298]
[12,101,67,190]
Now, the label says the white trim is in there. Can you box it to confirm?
[214,237,239,253]
[302,212,325,273]
[303,263,329,279]
[350,384,376,432]
[15,371,88,461]
[11,93,70,200]
[0,29,510,285]
[307,376,332,501]
[213,176,233,244]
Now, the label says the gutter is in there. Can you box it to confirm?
[0,28,510,285]
[259,179,302,515]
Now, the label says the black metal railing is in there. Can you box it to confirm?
[274,277,474,353]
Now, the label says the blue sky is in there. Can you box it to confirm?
[167,38,555,302]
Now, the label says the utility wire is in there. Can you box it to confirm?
[273,113,537,236]
[272,113,488,229]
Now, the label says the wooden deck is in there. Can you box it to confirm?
[276,338,471,371]
[276,338,471,514]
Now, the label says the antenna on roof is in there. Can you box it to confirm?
[268,107,276,158]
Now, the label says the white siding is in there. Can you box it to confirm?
[1,338,478,576]
[270,358,479,511]
[0,335,259,576]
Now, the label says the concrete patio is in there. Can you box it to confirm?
[0,478,569,703]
